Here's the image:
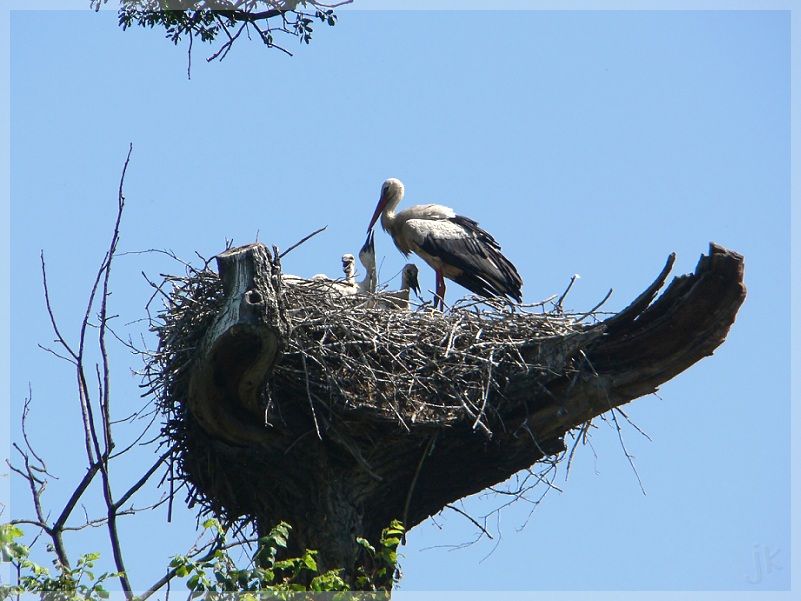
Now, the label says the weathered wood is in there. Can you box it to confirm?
[178,241,745,585]
[401,244,746,528]
[187,243,290,447]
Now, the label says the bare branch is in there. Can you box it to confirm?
[574,288,614,323]
[20,387,50,472]
[39,252,79,363]
[52,462,103,534]
[579,350,646,495]
[12,443,70,567]
[554,273,580,314]
[445,504,494,541]
[36,343,78,365]
[114,448,173,510]
[278,224,327,259]
[109,408,160,458]
[91,143,135,597]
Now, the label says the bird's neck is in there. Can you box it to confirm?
[380,208,395,233]
[379,192,403,233]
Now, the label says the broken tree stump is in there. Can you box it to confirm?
[150,241,745,586]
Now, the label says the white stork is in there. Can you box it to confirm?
[340,231,377,294]
[357,230,377,294]
[342,231,377,294]
[398,263,421,304]
[340,254,356,284]
[378,263,421,310]
[367,178,522,309]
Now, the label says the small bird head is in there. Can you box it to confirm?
[341,254,356,281]
[402,263,420,296]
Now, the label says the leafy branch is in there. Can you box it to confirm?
[89,0,350,65]
[1,524,120,601]
[2,519,402,599]
[167,519,401,596]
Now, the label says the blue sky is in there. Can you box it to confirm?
[1,2,797,598]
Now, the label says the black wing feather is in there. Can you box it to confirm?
[418,215,523,302]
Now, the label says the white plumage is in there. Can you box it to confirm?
[367,178,522,309]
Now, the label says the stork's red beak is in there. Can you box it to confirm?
[367,194,387,233]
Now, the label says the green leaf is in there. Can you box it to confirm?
[273,558,297,571]
[0,524,24,543]
[186,573,200,590]
[356,537,375,554]
[301,552,318,572]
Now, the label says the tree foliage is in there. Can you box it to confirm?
[1,520,402,599]
[1,524,120,601]
[89,1,348,61]
[168,519,402,595]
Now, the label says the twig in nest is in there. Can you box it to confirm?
[144,247,604,534]
[565,420,593,480]
[301,353,323,440]
[555,274,580,313]
[445,503,494,540]
[575,288,614,322]
[472,349,494,433]
[279,225,328,259]
[579,350,646,495]
[615,407,652,442]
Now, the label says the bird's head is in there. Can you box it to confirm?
[368,178,404,232]
[341,253,356,274]
[403,263,421,296]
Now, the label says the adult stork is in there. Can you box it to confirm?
[367,178,522,309]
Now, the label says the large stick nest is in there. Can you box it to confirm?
[143,242,745,535]
[144,258,591,522]
[272,282,586,433]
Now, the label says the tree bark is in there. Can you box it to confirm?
[181,241,745,584]
[187,243,290,447]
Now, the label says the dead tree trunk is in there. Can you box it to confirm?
[159,242,745,586]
